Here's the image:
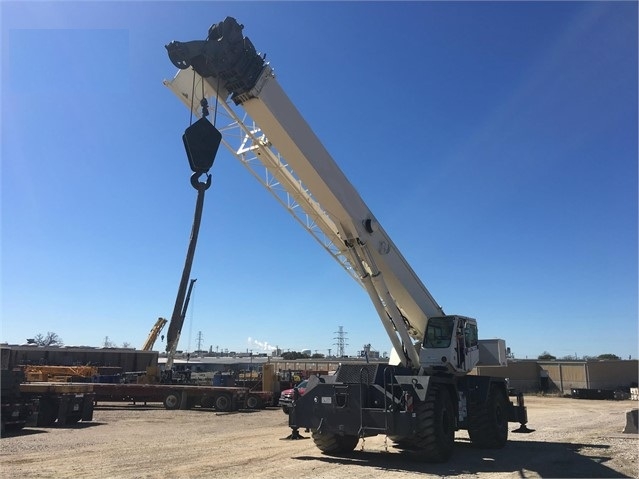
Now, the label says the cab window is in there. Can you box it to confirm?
[464,322,478,348]
[424,317,454,348]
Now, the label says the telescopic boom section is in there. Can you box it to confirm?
[165,17,444,367]
[165,278,197,370]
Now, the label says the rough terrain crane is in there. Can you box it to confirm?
[164,17,528,462]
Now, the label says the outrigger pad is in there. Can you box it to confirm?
[512,424,535,433]
[281,427,309,440]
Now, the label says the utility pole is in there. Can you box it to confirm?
[196,331,204,353]
[334,326,348,357]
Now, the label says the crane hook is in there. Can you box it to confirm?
[190,172,212,191]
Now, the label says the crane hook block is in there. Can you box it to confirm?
[182,116,221,174]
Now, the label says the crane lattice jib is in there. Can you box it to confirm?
[164,68,359,285]
[164,17,444,367]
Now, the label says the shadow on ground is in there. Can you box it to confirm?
[94,403,163,411]
[294,438,630,478]
[2,421,106,438]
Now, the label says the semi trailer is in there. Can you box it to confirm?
[1,346,95,431]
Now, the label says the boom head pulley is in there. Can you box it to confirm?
[165,16,266,103]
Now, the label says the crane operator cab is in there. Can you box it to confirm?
[419,315,480,374]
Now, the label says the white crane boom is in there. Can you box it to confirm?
[164,17,444,367]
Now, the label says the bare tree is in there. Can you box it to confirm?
[537,351,556,360]
[33,332,64,346]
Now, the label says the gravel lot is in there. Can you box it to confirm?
[1,396,637,478]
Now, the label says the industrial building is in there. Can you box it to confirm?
[3,344,637,396]
[475,359,638,394]
[2,344,158,373]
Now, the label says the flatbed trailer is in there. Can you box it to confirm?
[1,370,35,433]
[235,387,274,409]
[92,382,270,411]
[19,382,95,427]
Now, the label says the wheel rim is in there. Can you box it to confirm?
[166,394,179,408]
[216,395,231,411]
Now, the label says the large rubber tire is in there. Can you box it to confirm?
[163,392,181,410]
[389,434,411,449]
[312,430,359,455]
[281,405,290,415]
[65,414,82,425]
[245,395,262,409]
[405,384,455,462]
[468,385,508,449]
[4,421,27,432]
[214,394,232,412]
[37,398,59,427]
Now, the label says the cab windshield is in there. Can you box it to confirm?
[424,317,454,348]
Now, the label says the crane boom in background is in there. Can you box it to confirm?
[165,278,197,371]
[141,317,167,351]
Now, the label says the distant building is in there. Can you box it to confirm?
[359,344,380,360]
[474,359,639,394]
[4,343,636,396]
[2,344,158,373]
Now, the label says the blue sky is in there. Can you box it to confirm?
[1,1,637,360]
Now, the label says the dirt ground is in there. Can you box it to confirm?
[1,396,637,478]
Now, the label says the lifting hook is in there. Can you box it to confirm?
[190,172,212,191]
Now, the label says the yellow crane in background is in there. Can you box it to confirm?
[141,317,168,351]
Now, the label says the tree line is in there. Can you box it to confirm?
[537,351,624,361]
[28,332,130,348]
